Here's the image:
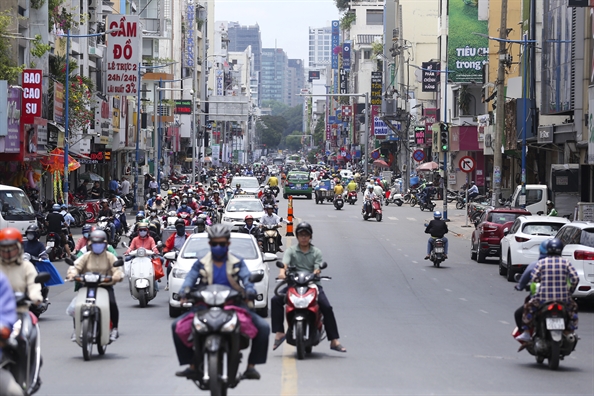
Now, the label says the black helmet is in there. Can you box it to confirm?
[89,230,107,243]
[546,238,564,256]
[174,218,185,228]
[25,224,40,239]
[295,222,313,236]
[82,224,92,235]
[265,204,274,210]
[206,223,231,240]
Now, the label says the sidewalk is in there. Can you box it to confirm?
[445,210,474,240]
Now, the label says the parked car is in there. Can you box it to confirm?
[499,215,570,281]
[471,208,530,263]
[283,171,312,199]
[555,221,594,300]
[167,232,274,318]
[221,196,265,232]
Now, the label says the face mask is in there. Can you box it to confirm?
[27,234,35,241]
[182,205,187,208]
[176,227,185,236]
[83,232,89,239]
[211,244,228,261]
[139,230,148,237]
[91,243,106,255]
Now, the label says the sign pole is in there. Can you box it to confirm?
[464,172,470,227]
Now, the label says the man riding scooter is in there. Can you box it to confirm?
[419,182,436,208]
[424,211,448,260]
[362,185,377,215]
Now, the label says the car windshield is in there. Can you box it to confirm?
[0,190,35,220]
[233,178,259,188]
[226,200,263,212]
[288,173,309,181]
[580,228,594,248]
[522,222,564,236]
[181,237,259,260]
[488,213,521,224]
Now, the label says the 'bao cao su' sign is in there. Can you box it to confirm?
[21,69,42,123]
[106,15,141,96]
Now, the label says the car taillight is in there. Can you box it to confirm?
[574,250,594,260]
[515,236,530,243]
[484,224,498,232]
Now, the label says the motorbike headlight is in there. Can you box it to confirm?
[193,315,208,333]
[136,248,146,257]
[222,217,231,222]
[84,273,100,283]
[221,314,238,333]
[172,268,188,279]
[289,293,315,309]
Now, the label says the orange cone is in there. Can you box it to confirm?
[286,196,294,236]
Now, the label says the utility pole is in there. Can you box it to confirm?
[492,0,508,207]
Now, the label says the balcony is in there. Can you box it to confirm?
[141,18,168,39]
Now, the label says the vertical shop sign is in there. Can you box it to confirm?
[21,69,43,123]
[106,15,141,96]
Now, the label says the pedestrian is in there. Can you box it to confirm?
[109,178,119,195]
[148,177,159,195]
[89,181,104,200]
[144,173,151,192]
[120,177,131,196]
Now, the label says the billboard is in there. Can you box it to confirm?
[447,1,488,83]
[106,15,141,96]
[421,62,439,92]
[331,20,339,70]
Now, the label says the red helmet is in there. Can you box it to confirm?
[0,228,23,246]
[244,215,254,221]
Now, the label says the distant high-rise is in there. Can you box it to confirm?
[261,48,288,105]
[227,22,262,73]
[308,26,332,68]
[288,59,305,107]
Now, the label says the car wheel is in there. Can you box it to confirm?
[169,304,182,318]
[506,254,515,282]
[477,248,487,263]
[283,194,287,199]
[470,241,477,261]
[499,254,507,276]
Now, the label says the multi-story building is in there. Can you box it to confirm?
[260,48,288,105]
[308,26,332,68]
[287,59,305,107]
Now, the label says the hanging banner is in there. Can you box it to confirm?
[331,20,339,70]
[421,62,439,92]
[370,72,382,106]
[21,69,43,123]
[339,68,349,94]
[4,88,21,153]
[53,81,64,125]
[185,1,195,68]
[343,42,351,71]
[106,15,141,96]
[588,87,594,164]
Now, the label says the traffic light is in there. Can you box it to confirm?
[440,123,449,152]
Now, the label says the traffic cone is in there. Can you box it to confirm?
[286,196,294,236]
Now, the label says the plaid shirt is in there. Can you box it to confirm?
[530,256,579,303]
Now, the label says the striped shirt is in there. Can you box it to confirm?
[530,256,579,303]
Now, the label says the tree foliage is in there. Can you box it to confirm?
[335,0,351,12]
[256,115,287,149]
[0,11,24,84]
[313,117,325,147]
[285,132,303,152]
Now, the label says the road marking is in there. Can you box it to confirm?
[421,268,426,271]
[327,215,337,218]
[499,321,510,325]
[404,254,409,257]
[388,216,399,221]
[459,298,467,301]
[412,260,418,264]
[445,289,452,292]
[397,248,402,251]
[280,237,298,396]
[406,217,417,221]
[480,310,489,314]
[351,215,358,219]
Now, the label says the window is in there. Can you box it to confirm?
[182,237,259,260]
[580,228,594,248]
[487,213,520,225]
[363,50,372,60]
[366,10,383,25]
[509,219,522,234]
[521,222,564,236]
[558,226,580,245]
[525,189,543,206]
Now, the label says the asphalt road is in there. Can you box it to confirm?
[37,196,594,395]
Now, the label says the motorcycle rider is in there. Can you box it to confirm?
[165,191,179,212]
[172,224,270,380]
[546,200,558,217]
[125,221,159,255]
[334,181,345,198]
[163,218,191,290]
[176,198,194,217]
[261,189,277,211]
[260,204,287,252]
[0,271,23,396]
[516,238,579,342]
[22,224,48,261]
[127,211,146,239]
[424,211,449,260]
[347,179,358,193]
[46,203,71,256]
[267,172,279,194]
[145,192,157,210]
[362,185,377,214]
[66,230,123,341]
[109,194,129,233]
[467,181,479,201]
[60,204,76,227]
[233,183,243,195]
[271,222,346,353]
[195,217,207,233]
[239,215,262,246]
[98,199,116,244]
[89,181,104,200]
[419,182,436,208]
[74,224,93,254]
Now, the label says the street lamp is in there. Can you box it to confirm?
[410,64,455,221]
[58,28,116,206]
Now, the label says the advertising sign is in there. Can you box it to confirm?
[21,69,42,123]
[106,15,141,96]
[308,70,320,81]
[5,88,21,153]
[343,42,351,71]
[415,126,426,145]
[373,117,388,137]
[370,72,382,106]
[421,62,439,92]
[53,81,64,124]
[423,108,439,147]
[588,87,594,164]
[447,1,488,83]
[185,1,196,68]
[339,68,349,94]
[175,100,192,114]
[331,20,339,70]
[78,150,112,164]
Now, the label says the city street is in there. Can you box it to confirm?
[38,197,593,395]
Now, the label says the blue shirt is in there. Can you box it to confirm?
[180,254,256,295]
[109,180,119,191]
[212,262,231,287]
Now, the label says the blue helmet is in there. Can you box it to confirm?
[52,204,61,212]
[433,211,442,219]
[546,238,564,256]
[61,204,67,210]
[539,240,548,255]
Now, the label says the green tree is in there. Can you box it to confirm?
[313,117,325,147]
[0,11,24,84]
[256,115,287,149]
[285,132,303,152]
[261,100,289,116]
[334,0,350,12]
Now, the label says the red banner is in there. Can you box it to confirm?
[21,69,43,123]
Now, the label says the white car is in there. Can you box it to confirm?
[555,221,594,300]
[221,196,264,232]
[500,215,570,281]
[166,232,275,317]
[230,176,262,196]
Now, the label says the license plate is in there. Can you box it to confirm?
[434,247,444,253]
[47,241,55,247]
[546,318,565,330]
[295,184,301,188]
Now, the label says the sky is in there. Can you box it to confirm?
[214,0,341,63]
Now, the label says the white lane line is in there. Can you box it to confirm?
[397,248,402,251]
[421,268,426,271]
[404,254,409,257]
[480,310,489,314]
[391,244,397,246]
[327,215,337,218]
[412,260,418,264]
[459,298,468,301]
[445,289,452,292]
[407,217,417,221]
[351,216,358,219]
[388,216,399,221]
[499,321,510,325]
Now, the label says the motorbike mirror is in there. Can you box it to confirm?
[263,252,277,263]
[275,260,285,269]
[35,272,51,284]
[113,259,124,267]
[121,241,129,248]
[164,251,178,260]
[536,211,544,216]
[319,261,328,270]
[249,269,265,283]
[64,257,75,266]
[276,200,279,203]
[503,227,509,236]
[514,273,522,282]
[218,208,224,213]
[157,241,163,247]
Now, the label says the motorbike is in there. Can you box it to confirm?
[419,196,436,212]
[261,224,281,253]
[0,272,50,396]
[181,271,264,394]
[346,191,358,205]
[333,194,344,210]
[122,193,135,209]
[35,212,48,236]
[428,238,447,268]
[46,227,73,261]
[96,216,121,249]
[178,212,193,227]
[362,198,382,222]
[65,257,124,361]
[385,187,403,206]
[274,261,330,360]
[124,245,159,308]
